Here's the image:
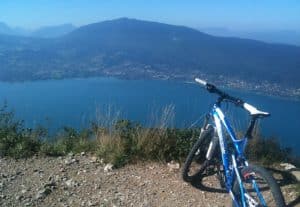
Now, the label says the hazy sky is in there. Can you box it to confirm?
[1,0,300,31]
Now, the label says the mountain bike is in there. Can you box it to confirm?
[182,78,286,207]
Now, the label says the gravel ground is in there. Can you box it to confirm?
[0,154,299,207]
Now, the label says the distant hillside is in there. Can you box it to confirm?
[0,22,29,36]
[0,22,75,38]
[0,18,300,90]
[31,24,76,38]
[201,27,300,46]
[0,22,15,35]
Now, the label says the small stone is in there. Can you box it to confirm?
[9,175,16,181]
[280,163,296,170]
[167,161,180,171]
[68,152,74,157]
[16,195,24,201]
[65,179,73,187]
[44,180,56,188]
[104,163,113,172]
[60,167,66,172]
[88,200,98,206]
[90,156,98,163]
[291,170,300,182]
[81,152,86,156]
[21,189,27,194]
[65,179,79,187]
[34,169,44,175]
[21,198,31,205]
[35,188,52,200]
[1,173,7,178]
[64,158,78,165]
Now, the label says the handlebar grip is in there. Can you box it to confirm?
[195,78,207,86]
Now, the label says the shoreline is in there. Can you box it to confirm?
[1,75,299,102]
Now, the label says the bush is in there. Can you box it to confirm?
[40,127,96,156]
[94,119,200,167]
[246,135,291,165]
[1,103,296,168]
[0,105,43,158]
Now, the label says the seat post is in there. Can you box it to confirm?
[245,116,257,139]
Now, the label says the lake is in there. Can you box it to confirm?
[0,77,299,155]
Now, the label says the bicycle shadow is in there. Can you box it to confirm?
[189,171,227,194]
[188,167,299,207]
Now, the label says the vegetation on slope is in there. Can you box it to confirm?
[0,105,298,168]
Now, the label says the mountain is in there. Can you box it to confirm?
[0,22,29,36]
[0,22,13,35]
[0,22,75,38]
[0,18,300,92]
[201,27,300,46]
[31,24,76,38]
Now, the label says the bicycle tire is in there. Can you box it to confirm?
[232,164,286,207]
[182,125,215,182]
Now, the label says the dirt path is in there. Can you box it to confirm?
[0,154,298,207]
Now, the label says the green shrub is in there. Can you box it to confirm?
[1,103,296,168]
[96,133,128,167]
[40,127,96,156]
[94,119,201,167]
[0,105,43,158]
[246,135,291,165]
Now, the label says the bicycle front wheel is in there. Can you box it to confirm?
[233,164,285,207]
[182,125,216,182]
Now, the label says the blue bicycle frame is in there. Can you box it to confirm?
[211,104,266,207]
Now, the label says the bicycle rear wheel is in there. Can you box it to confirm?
[233,164,285,207]
[182,125,216,182]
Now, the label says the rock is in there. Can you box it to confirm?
[167,161,180,171]
[44,180,56,188]
[88,200,99,206]
[9,175,16,181]
[104,163,113,172]
[21,189,27,194]
[90,156,98,163]
[15,195,23,201]
[67,152,74,157]
[290,170,300,182]
[280,163,297,170]
[64,158,78,165]
[65,179,73,187]
[65,179,79,187]
[1,173,7,178]
[35,188,52,200]
[34,169,44,173]
[24,202,31,206]
[81,152,86,156]
[60,167,66,172]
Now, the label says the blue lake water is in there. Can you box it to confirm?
[0,77,299,155]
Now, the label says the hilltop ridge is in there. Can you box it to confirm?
[0,18,300,97]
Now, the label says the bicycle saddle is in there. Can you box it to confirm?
[243,103,270,118]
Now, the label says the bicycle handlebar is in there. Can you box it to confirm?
[195,78,270,117]
[196,78,244,105]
